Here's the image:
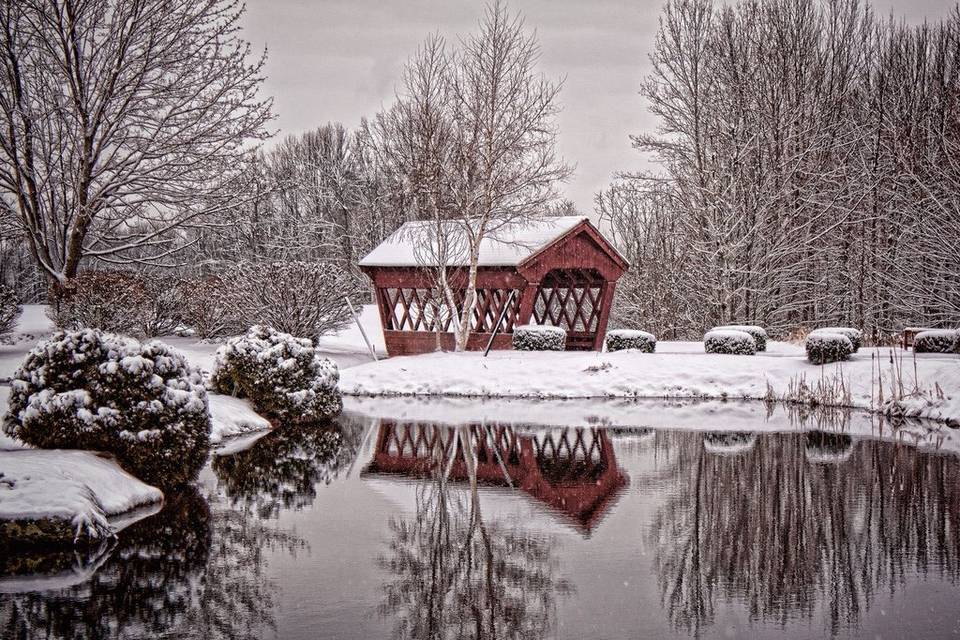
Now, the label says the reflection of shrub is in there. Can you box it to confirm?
[805,332,852,364]
[703,432,757,455]
[513,325,566,351]
[914,330,959,354]
[606,329,656,353]
[712,325,767,351]
[211,325,341,421]
[804,431,854,463]
[0,283,21,339]
[212,422,357,517]
[3,330,210,488]
[704,330,756,355]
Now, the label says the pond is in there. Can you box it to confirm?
[2,399,960,639]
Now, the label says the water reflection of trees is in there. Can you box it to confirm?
[376,426,572,640]
[212,420,362,517]
[2,486,303,639]
[650,430,960,636]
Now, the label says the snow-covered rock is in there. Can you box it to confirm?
[0,449,163,544]
[606,329,657,353]
[704,329,756,355]
[512,324,566,351]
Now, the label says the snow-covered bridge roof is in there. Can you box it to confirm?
[359,216,592,268]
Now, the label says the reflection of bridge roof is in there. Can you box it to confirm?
[361,423,628,536]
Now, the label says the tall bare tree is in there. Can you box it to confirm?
[375,2,571,351]
[0,0,272,283]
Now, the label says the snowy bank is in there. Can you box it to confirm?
[0,450,163,545]
[208,394,272,444]
[339,342,960,424]
[343,395,960,457]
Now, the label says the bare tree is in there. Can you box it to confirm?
[0,0,272,283]
[376,2,571,351]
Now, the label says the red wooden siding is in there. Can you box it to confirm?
[360,219,627,355]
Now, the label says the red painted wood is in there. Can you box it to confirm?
[361,219,628,355]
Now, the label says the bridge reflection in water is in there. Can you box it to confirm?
[363,421,628,534]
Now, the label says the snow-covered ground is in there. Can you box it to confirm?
[0,450,164,541]
[340,342,960,424]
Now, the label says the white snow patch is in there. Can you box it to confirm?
[0,450,163,540]
[207,394,272,445]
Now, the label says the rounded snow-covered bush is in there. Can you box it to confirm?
[2,330,211,488]
[512,325,566,351]
[913,329,959,354]
[211,325,342,421]
[0,283,21,340]
[704,329,756,355]
[805,332,852,364]
[812,326,862,352]
[606,329,657,353]
[712,325,767,351]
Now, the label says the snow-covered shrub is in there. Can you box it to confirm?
[812,326,863,352]
[512,324,566,351]
[0,283,21,339]
[913,329,959,354]
[703,329,756,355]
[2,330,211,488]
[211,325,342,421]
[605,329,656,353]
[712,324,767,351]
[805,332,853,364]
[48,270,184,338]
[232,261,355,339]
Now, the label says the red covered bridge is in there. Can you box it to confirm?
[358,216,628,356]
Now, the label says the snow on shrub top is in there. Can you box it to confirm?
[607,329,656,340]
[514,324,566,335]
[915,329,958,340]
[211,325,342,421]
[712,324,767,350]
[3,329,211,488]
[811,327,862,351]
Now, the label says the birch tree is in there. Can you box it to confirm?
[377,2,571,351]
[0,0,272,283]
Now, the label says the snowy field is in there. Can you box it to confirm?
[340,341,960,425]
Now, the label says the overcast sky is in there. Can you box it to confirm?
[242,0,954,214]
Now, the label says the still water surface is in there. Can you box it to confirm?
[2,404,960,639]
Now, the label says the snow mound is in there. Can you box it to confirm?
[0,449,163,543]
[208,394,272,444]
